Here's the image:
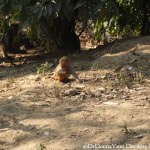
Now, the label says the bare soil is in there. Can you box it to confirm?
[0,36,150,150]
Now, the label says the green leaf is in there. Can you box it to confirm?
[19,18,31,31]
[66,0,71,5]
[54,1,62,12]
[39,17,51,37]
[47,4,52,17]
[19,8,32,30]
[0,0,8,9]
[92,1,103,16]
[17,0,24,11]
[73,0,86,10]
[32,4,41,14]
[38,7,43,20]
[43,7,48,17]
[52,0,56,4]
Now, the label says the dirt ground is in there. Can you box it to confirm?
[0,36,150,150]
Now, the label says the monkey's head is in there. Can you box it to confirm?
[59,56,70,70]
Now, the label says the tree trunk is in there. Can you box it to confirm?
[51,7,80,53]
[60,19,80,52]
[141,0,150,35]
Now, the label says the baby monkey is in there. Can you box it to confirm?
[54,56,80,83]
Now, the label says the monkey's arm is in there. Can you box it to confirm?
[71,68,81,82]
[57,69,67,76]
[54,67,69,79]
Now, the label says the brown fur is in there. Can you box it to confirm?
[54,56,80,82]
[0,41,15,65]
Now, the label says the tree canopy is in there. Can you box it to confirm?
[0,0,149,52]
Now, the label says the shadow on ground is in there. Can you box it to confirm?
[0,84,149,149]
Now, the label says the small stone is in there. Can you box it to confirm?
[84,128,89,131]
[74,84,85,89]
[29,126,35,130]
[124,86,129,92]
[28,75,36,80]
[106,95,114,100]
[143,106,149,109]
[144,79,150,83]
[100,75,106,79]
[122,95,130,100]
[8,96,13,99]
[92,87,105,96]
[35,76,41,81]
[113,95,117,98]
[65,89,78,96]
[129,89,134,93]
[98,87,105,92]
[133,134,144,139]
[80,92,86,99]
[103,101,119,106]
[44,131,49,136]
[49,63,54,68]
[19,81,25,84]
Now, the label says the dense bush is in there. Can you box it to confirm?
[0,0,149,52]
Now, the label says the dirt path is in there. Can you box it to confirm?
[0,36,150,150]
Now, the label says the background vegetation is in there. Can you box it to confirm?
[0,0,149,53]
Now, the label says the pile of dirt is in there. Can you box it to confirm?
[91,36,150,76]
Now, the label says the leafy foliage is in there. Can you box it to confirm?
[0,0,149,51]
[37,62,52,75]
[0,0,108,48]
[36,143,47,150]
[117,66,144,87]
